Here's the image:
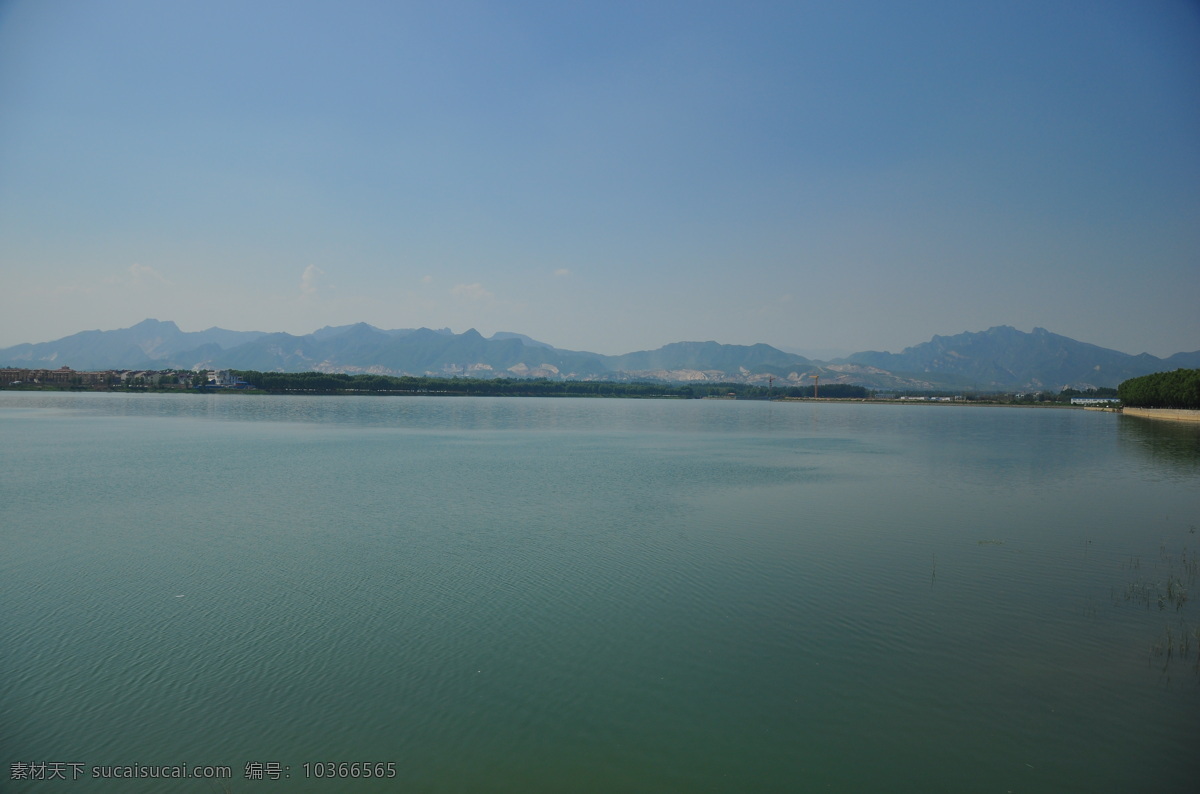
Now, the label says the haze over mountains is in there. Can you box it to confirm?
[2,319,1196,391]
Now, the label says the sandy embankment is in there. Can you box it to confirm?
[1121,408,1200,423]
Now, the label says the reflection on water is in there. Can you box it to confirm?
[1119,413,1200,477]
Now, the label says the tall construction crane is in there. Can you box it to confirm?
[810,373,819,399]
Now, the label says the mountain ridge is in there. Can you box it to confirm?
[844,326,1199,390]
[2,320,1196,391]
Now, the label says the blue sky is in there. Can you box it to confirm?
[1,0,1197,357]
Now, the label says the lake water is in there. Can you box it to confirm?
[2,393,1198,792]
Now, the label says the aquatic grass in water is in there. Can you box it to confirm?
[1118,540,1200,677]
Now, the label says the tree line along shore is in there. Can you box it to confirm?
[1,366,868,399]
[7,365,1173,405]
[5,366,1196,407]
[1116,369,1200,410]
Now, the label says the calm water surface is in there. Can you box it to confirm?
[2,393,1198,792]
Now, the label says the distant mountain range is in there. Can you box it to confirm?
[2,319,1196,391]
[844,326,1200,390]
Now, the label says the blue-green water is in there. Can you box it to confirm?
[2,393,1198,792]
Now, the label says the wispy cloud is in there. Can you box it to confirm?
[99,263,169,288]
[451,282,493,301]
[553,268,571,277]
[128,263,168,286]
[750,291,797,319]
[300,265,326,296]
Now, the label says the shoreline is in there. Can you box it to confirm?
[1120,408,1200,423]
[1,388,1112,409]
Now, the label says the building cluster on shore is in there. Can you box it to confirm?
[1,367,117,388]
[0,367,250,390]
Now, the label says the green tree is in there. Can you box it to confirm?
[1117,369,1200,409]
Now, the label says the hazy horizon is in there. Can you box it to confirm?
[2,1,1197,357]
[3,316,1197,361]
